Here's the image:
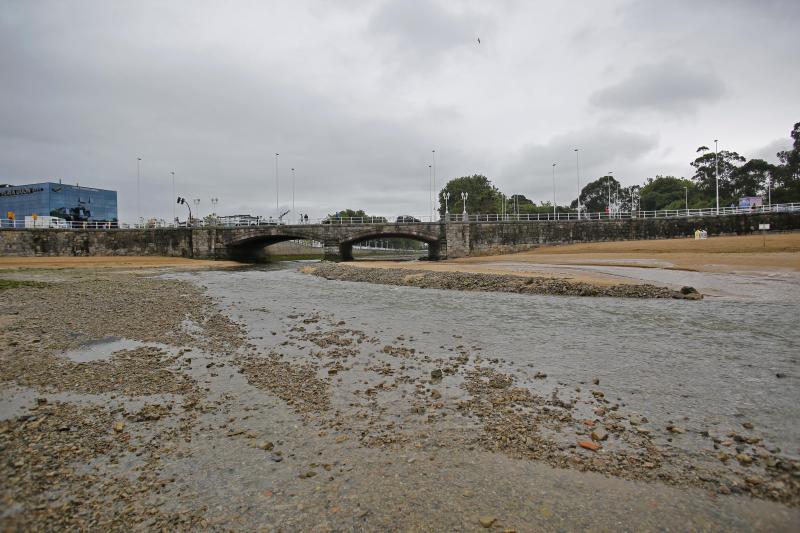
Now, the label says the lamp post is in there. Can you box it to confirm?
[211,197,219,216]
[574,148,581,220]
[291,167,296,223]
[444,191,450,221]
[461,191,468,220]
[432,150,436,221]
[275,153,280,215]
[607,171,613,216]
[683,186,688,214]
[193,199,200,223]
[136,157,142,225]
[170,171,175,224]
[552,163,557,219]
[714,139,719,214]
[768,175,772,208]
[428,164,433,220]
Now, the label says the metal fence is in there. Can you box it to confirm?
[1,203,798,230]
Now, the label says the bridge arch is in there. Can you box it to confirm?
[339,230,441,261]
[225,232,322,262]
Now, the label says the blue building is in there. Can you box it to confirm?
[0,182,118,222]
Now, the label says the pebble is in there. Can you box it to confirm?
[478,516,497,528]
[577,440,601,452]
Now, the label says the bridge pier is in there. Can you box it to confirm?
[322,241,348,262]
[427,240,442,260]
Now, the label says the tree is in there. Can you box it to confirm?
[731,159,775,198]
[438,175,502,216]
[570,175,621,212]
[327,209,387,222]
[639,176,697,211]
[690,147,745,204]
[774,121,800,202]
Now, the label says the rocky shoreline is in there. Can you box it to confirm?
[305,262,702,300]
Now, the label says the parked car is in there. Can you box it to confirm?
[396,215,421,223]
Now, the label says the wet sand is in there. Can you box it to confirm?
[0,256,242,271]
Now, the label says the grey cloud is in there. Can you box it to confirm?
[366,0,483,67]
[751,138,793,164]
[1,1,796,223]
[589,60,725,115]
[500,126,658,204]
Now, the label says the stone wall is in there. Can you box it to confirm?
[0,228,192,257]
[1,212,798,260]
[443,212,800,258]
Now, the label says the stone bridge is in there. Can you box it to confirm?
[2,212,799,260]
[196,222,445,261]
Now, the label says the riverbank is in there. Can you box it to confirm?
[0,256,242,271]
[335,233,799,296]
[1,266,798,531]
[305,262,699,299]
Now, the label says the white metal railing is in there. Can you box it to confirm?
[0,203,797,230]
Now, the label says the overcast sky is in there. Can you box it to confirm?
[2,0,799,221]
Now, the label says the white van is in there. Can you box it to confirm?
[24,216,69,229]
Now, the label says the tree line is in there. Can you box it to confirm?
[333,120,799,218]
[437,120,800,215]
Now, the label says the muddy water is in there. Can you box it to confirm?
[184,264,799,458]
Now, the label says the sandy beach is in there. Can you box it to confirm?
[0,256,242,271]
[346,233,800,288]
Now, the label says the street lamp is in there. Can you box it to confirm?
[275,153,280,215]
[432,150,437,221]
[136,157,142,224]
[193,198,200,224]
[291,167,296,223]
[683,186,688,214]
[461,191,468,219]
[768,175,772,208]
[170,171,175,224]
[574,148,581,219]
[607,171,614,216]
[428,164,433,220]
[552,163,557,219]
[444,191,450,221]
[211,197,219,216]
[714,139,719,214]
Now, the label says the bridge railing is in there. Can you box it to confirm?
[1,203,797,230]
[441,203,800,223]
